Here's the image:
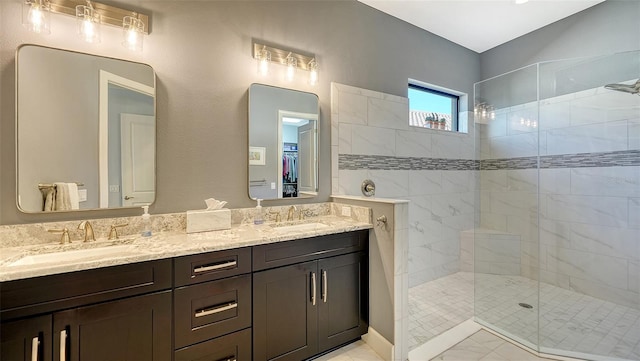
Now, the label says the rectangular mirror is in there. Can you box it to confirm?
[248,84,318,200]
[16,45,156,213]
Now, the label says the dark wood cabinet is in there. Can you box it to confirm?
[52,291,171,361]
[1,229,368,361]
[318,252,368,352]
[1,260,172,361]
[1,314,52,361]
[253,261,319,361]
[252,230,369,361]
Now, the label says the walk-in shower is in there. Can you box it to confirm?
[474,50,640,361]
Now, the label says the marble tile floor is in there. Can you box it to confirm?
[475,274,640,361]
[409,272,475,350]
[408,272,639,360]
[315,340,384,361]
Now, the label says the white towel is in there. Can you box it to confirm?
[68,183,79,210]
[54,182,79,211]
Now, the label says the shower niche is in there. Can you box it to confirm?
[474,50,640,361]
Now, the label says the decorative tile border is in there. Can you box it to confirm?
[338,154,478,171]
[338,150,640,171]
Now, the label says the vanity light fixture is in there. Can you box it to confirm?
[253,41,318,85]
[22,0,150,49]
[23,0,51,34]
[474,102,495,121]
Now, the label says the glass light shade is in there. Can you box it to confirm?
[257,48,271,76]
[123,16,144,51]
[22,0,51,34]
[285,55,296,82]
[308,59,319,86]
[76,4,101,43]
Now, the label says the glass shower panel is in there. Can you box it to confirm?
[474,63,541,350]
[537,50,640,361]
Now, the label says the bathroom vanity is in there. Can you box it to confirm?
[0,213,370,361]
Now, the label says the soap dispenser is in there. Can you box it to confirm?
[254,199,264,225]
[141,205,152,237]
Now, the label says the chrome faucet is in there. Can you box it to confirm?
[78,221,96,242]
[287,206,297,221]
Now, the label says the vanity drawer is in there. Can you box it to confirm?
[174,328,251,361]
[174,247,251,287]
[1,259,172,321]
[252,230,368,271]
[174,274,251,349]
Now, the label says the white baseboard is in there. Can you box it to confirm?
[362,327,394,361]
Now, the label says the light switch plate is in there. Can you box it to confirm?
[78,189,87,202]
[109,185,120,192]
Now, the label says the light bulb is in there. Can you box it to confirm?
[308,59,319,86]
[257,48,270,76]
[482,109,487,118]
[285,54,296,82]
[490,111,495,120]
[123,15,144,51]
[76,3,101,43]
[23,0,50,34]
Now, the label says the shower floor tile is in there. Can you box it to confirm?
[408,272,474,350]
[476,274,640,361]
[410,272,639,360]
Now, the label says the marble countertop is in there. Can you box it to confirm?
[0,216,372,282]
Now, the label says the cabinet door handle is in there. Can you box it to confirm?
[31,336,39,361]
[192,260,237,276]
[195,302,238,318]
[322,270,328,303]
[59,330,67,361]
[311,272,317,306]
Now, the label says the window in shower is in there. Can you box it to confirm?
[408,82,459,132]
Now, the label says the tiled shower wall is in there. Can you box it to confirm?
[479,85,640,308]
[330,83,476,287]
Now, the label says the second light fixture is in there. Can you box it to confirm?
[253,42,318,85]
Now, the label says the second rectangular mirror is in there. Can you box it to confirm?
[248,84,318,200]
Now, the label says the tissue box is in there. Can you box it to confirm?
[186,209,231,233]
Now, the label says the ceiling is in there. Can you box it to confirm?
[357,0,606,53]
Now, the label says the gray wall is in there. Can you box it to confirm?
[480,0,640,79]
[0,1,479,225]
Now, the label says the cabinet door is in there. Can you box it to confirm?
[253,261,318,361]
[318,252,368,352]
[53,291,171,361]
[1,314,52,361]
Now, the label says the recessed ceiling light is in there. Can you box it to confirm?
[514,0,529,4]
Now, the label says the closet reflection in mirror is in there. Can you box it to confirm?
[248,84,318,200]
[16,45,156,213]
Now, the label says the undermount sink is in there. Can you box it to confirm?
[7,244,138,267]
[270,222,330,233]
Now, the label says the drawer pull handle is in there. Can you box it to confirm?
[322,270,328,303]
[311,272,317,306]
[31,336,39,361]
[195,302,238,318]
[192,260,237,276]
[60,329,67,361]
